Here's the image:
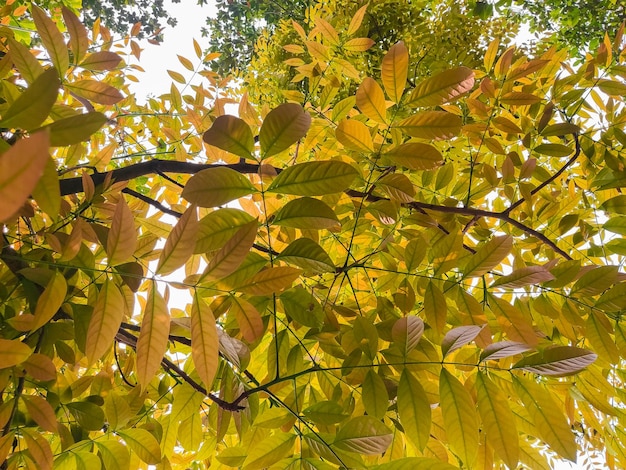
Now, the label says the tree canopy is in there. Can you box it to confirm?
[1,2,626,470]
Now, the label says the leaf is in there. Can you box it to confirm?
[190,294,219,388]
[596,282,626,311]
[347,4,368,35]
[280,286,323,328]
[441,325,483,357]
[32,5,69,75]
[0,340,32,368]
[182,167,256,207]
[237,267,302,296]
[336,119,375,152]
[229,296,264,343]
[384,143,443,170]
[534,143,574,157]
[117,429,161,465]
[66,80,124,105]
[85,279,125,364]
[62,7,89,64]
[22,353,56,381]
[540,122,581,137]
[513,377,577,461]
[156,205,199,275]
[267,161,358,195]
[195,208,255,253]
[480,341,534,361]
[135,285,170,388]
[571,265,618,296]
[490,265,555,288]
[377,173,415,202]
[259,103,311,158]
[0,67,60,130]
[408,67,474,107]
[242,433,296,470]
[303,401,348,425]
[362,370,388,419]
[277,238,335,273]
[31,271,67,332]
[397,111,462,140]
[397,370,431,451]
[67,401,106,431]
[22,395,58,432]
[585,311,620,364]
[391,315,424,355]
[492,116,523,134]
[439,368,479,468]
[424,281,447,336]
[343,38,375,51]
[22,428,53,470]
[372,458,459,470]
[7,38,45,84]
[0,132,50,223]
[32,157,61,219]
[107,197,137,266]
[73,451,102,470]
[356,77,387,124]
[462,235,513,277]
[500,92,542,105]
[96,440,130,470]
[42,112,108,147]
[598,79,626,96]
[334,416,393,455]
[513,346,597,376]
[200,220,258,281]
[475,373,519,469]
[203,115,255,160]
[80,51,123,71]
[381,42,409,104]
[273,197,340,230]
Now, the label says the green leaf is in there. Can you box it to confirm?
[182,166,257,207]
[372,458,459,470]
[280,287,324,328]
[267,161,358,195]
[601,195,626,214]
[462,235,512,278]
[203,115,255,160]
[384,142,443,170]
[276,238,335,273]
[0,68,60,130]
[303,401,349,425]
[31,271,67,332]
[67,401,105,431]
[397,370,431,451]
[513,346,597,376]
[475,372,519,469]
[273,197,340,230]
[118,429,161,465]
[596,282,626,311]
[571,265,618,296]
[439,368,479,468]
[424,281,447,337]
[397,111,462,140]
[200,220,257,281]
[242,433,296,469]
[259,103,311,158]
[195,208,254,253]
[534,143,574,157]
[408,66,474,107]
[362,370,388,419]
[334,416,393,455]
[40,112,108,146]
[95,440,130,470]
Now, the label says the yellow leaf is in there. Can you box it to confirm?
[200,220,258,281]
[362,369,388,419]
[475,373,519,469]
[42,112,108,147]
[32,157,61,219]
[237,267,302,296]
[22,395,58,432]
[408,67,474,108]
[67,80,124,105]
[202,115,255,160]
[177,54,195,71]
[22,353,57,381]
[80,51,123,71]
[336,119,374,153]
[168,69,186,83]
[62,7,89,64]
[397,111,462,140]
[22,428,53,470]
[381,41,409,104]
[117,428,162,465]
[107,197,137,266]
[356,77,387,124]
[0,131,50,223]
[259,103,311,158]
[136,285,170,388]
[343,38,375,52]
[85,279,125,364]
[398,370,431,451]
[191,294,219,388]
[156,205,199,275]
[439,369,479,468]
[513,377,577,461]
[32,5,69,75]
[484,38,500,72]
[182,167,257,207]
[347,4,368,36]
[31,271,67,332]
[314,17,340,46]
[7,38,45,84]
[242,433,296,470]
[462,235,513,278]
[229,296,264,343]
[424,281,447,337]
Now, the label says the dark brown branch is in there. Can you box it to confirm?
[122,188,182,218]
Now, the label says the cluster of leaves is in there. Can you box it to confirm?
[1,3,626,470]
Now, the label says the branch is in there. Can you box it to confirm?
[122,188,182,218]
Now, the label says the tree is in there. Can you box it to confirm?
[1,3,626,470]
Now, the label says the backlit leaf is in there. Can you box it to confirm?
[462,235,513,278]
[31,271,67,332]
[280,286,324,328]
[347,4,368,35]
[136,285,170,388]
[182,166,256,207]
[0,67,60,130]
[343,38,375,51]
[273,197,340,230]
[362,370,388,419]
[7,38,45,84]
[424,281,447,336]
[336,119,375,152]
[398,370,431,451]
[195,208,254,253]
[571,265,618,296]
[334,416,393,455]
[62,7,89,64]
[22,428,53,470]
[500,92,542,105]
[32,5,69,75]
[384,142,443,170]
[490,265,555,288]
[42,112,108,146]
[381,42,409,104]
[156,205,199,275]
[96,440,130,470]
[242,433,296,470]
[373,458,459,470]
[191,294,219,388]
[107,197,137,266]
[277,238,335,273]
[85,279,125,364]
[200,220,257,281]
[80,51,123,71]
[259,103,311,158]
[203,115,255,160]
[534,143,574,157]
[439,368,479,468]
[117,429,161,465]
[0,131,50,223]
[32,157,61,219]
[397,111,462,140]
[356,77,387,124]
[441,325,483,357]
[391,315,424,355]
[513,346,597,376]
[22,395,58,432]
[475,372,519,469]
[238,267,302,295]
[0,339,32,368]
[480,341,534,361]
[229,296,264,343]
[408,67,474,107]
[267,161,358,195]
[596,282,626,311]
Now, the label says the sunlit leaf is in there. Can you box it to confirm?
[200,220,258,281]
[136,285,170,388]
[191,294,219,388]
[334,416,393,455]
[336,119,375,152]
[462,235,513,278]
[62,7,89,64]
[7,38,45,84]
[96,440,130,470]
[267,161,358,195]
[273,197,340,230]
[22,428,53,470]
[277,238,335,273]
[182,167,256,207]
[195,208,255,253]
[490,265,555,288]
[408,67,474,107]
[22,395,58,432]
[156,205,199,275]
[356,77,387,124]
[203,115,255,160]
[480,341,534,361]
[66,80,124,105]
[242,433,296,470]
[42,112,108,146]
[259,103,311,158]
[107,197,137,266]
[372,458,459,470]
[397,111,462,140]
[229,296,264,343]
[80,51,123,71]
[381,42,409,104]
[441,325,483,357]
[117,429,161,465]
[398,370,431,451]
[391,316,424,355]
[32,5,69,75]
[362,370,388,419]
[31,271,67,332]
[384,142,443,170]
[85,279,125,364]
[237,267,302,295]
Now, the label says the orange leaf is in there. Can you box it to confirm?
[107,197,137,266]
[381,41,409,104]
[157,205,200,275]
[356,77,387,124]
[191,294,219,388]
[136,285,170,387]
[85,279,125,364]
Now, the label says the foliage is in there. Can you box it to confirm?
[1,4,626,470]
